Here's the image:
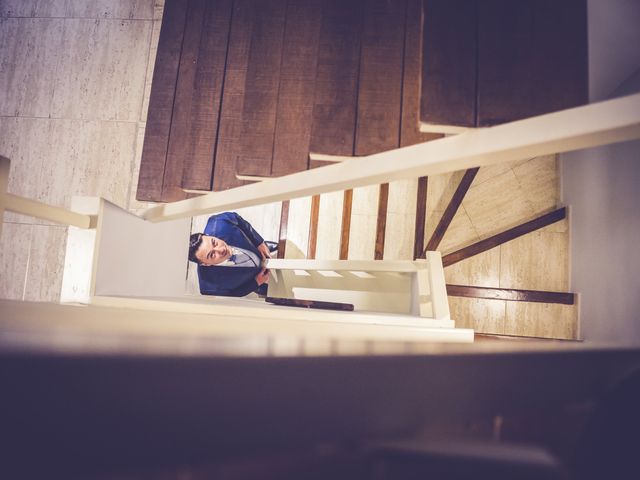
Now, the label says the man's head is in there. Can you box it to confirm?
[189,233,232,266]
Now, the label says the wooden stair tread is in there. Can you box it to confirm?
[420,0,588,129]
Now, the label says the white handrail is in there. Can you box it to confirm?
[0,156,95,230]
[141,93,640,222]
[3,193,95,229]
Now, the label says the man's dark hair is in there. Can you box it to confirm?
[188,233,203,263]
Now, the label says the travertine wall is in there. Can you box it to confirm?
[0,0,164,301]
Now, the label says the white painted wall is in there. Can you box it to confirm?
[561,0,640,341]
[588,0,640,102]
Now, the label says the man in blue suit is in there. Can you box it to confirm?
[188,212,277,297]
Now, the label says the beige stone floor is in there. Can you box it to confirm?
[0,0,577,339]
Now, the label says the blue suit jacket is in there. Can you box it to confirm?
[197,212,265,297]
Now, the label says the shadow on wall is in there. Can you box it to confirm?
[561,66,640,342]
[561,0,640,342]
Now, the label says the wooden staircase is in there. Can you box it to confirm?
[138,0,585,339]
[138,0,587,201]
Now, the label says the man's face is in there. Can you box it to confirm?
[196,235,232,266]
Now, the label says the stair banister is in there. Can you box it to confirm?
[140,93,640,223]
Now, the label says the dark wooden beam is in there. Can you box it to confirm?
[235,0,287,180]
[375,183,389,260]
[179,0,233,194]
[214,0,287,191]
[277,200,290,259]
[271,0,322,176]
[477,0,588,126]
[355,0,405,156]
[266,297,354,311]
[446,284,575,305]
[442,207,566,267]
[423,167,479,254]
[307,195,321,259]
[339,189,353,260]
[308,0,363,165]
[413,176,428,259]
[421,0,477,128]
[137,0,188,201]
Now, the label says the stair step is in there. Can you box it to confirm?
[421,0,588,130]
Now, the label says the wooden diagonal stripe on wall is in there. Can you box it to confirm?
[423,167,479,256]
[446,284,575,305]
[443,207,567,267]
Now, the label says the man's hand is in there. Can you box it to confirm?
[257,242,272,260]
[255,268,270,286]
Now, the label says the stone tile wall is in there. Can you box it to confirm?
[0,0,164,301]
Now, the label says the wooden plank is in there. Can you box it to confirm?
[235,0,287,179]
[447,284,575,305]
[375,183,389,260]
[161,0,205,201]
[339,189,353,260]
[137,0,188,201]
[400,0,442,147]
[309,0,363,165]
[180,0,234,192]
[477,0,588,126]
[307,194,320,259]
[142,93,640,221]
[413,176,428,259]
[421,0,477,128]
[271,0,322,176]
[212,0,254,191]
[355,0,405,155]
[442,207,566,267]
[162,0,232,201]
[213,0,286,190]
[277,200,289,259]
[423,167,479,253]
[266,297,354,311]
